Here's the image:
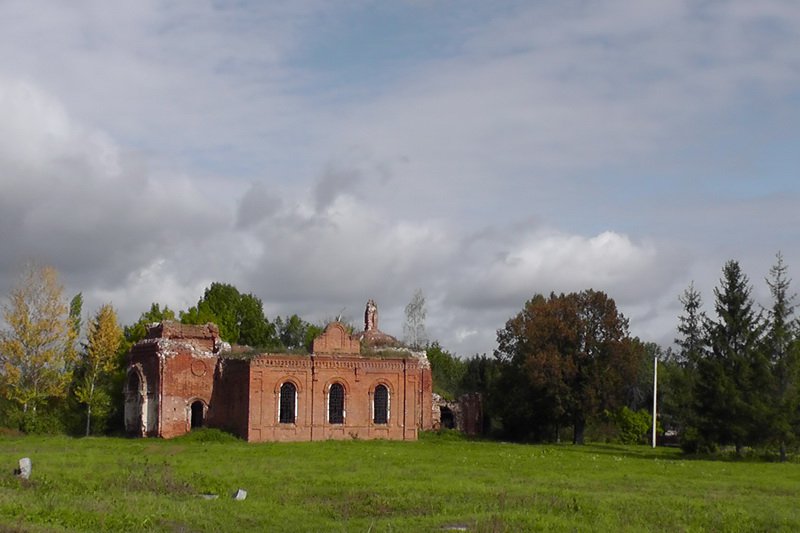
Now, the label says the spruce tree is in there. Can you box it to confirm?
[698,260,768,453]
[673,283,706,441]
[676,282,705,366]
[765,252,800,460]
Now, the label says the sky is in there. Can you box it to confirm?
[1,0,799,356]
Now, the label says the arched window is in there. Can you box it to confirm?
[373,384,389,424]
[279,382,297,424]
[127,370,141,397]
[328,383,345,424]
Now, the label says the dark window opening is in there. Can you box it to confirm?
[329,383,344,424]
[373,385,388,424]
[279,382,296,424]
[440,406,455,429]
[190,400,204,429]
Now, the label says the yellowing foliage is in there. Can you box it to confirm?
[75,303,123,435]
[0,264,77,411]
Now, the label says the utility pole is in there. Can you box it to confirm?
[652,355,658,448]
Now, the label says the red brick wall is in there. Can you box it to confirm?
[312,323,361,355]
[207,359,250,436]
[243,355,427,442]
[247,356,314,442]
[126,321,434,442]
[159,351,218,438]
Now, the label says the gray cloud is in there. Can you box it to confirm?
[1,1,800,357]
[237,183,282,229]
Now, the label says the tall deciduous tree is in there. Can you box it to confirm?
[697,260,769,452]
[495,290,643,444]
[123,303,176,345]
[181,283,242,342]
[237,293,278,348]
[404,289,428,349]
[275,314,322,351]
[0,264,77,415]
[181,283,279,348]
[75,304,123,436]
[426,342,466,400]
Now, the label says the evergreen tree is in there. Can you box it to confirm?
[676,282,706,366]
[764,252,800,460]
[697,260,769,453]
[674,283,706,444]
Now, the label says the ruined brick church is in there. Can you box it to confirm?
[124,300,434,441]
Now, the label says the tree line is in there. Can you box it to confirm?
[3,256,798,457]
[427,254,800,457]
[427,290,654,445]
[0,265,326,435]
[669,254,800,459]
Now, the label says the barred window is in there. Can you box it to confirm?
[279,382,296,424]
[328,383,344,424]
[373,384,389,424]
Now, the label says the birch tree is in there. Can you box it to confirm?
[0,264,77,415]
[404,289,428,349]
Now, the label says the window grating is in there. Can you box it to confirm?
[279,382,296,424]
[373,384,388,424]
[328,383,344,424]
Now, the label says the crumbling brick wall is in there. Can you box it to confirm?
[125,320,434,442]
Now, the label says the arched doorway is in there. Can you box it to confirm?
[190,400,205,429]
[440,406,456,429]
[125,367,148,436]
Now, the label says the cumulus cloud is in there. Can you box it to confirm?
[0,78,230,320]
[1,1,799,357]
[448,230,666,308]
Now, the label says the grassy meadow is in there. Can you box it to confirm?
[0,430,798,532]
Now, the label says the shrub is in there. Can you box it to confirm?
[611,407,654,445]
[172,428,240,443]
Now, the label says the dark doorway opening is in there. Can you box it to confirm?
[441,406,455,429]
[190,401,205,429]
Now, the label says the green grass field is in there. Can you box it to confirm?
[1,431,798,532]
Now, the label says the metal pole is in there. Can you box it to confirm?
[652,355,658,448]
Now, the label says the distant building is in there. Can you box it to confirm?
[124,301,435,441]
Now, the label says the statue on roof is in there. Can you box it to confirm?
[365,299,378,332]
